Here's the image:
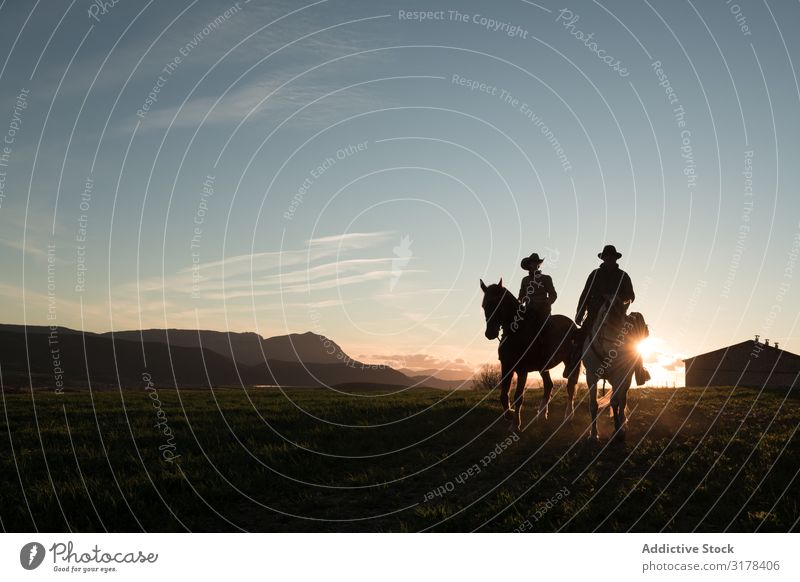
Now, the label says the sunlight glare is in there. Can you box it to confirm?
[637,336,658,357]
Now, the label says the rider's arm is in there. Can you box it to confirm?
[518,276,529,302]
[623,272,635,304]
[575,271,594,320]
[545,275,557,304]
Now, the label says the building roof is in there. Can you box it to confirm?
[684,340,800,373]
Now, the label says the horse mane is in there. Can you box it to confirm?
[498,285,518,306]
[483,284,517,309]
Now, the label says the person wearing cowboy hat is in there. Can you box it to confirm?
[518,252,558,325]
[576,244,650,384]
[575,244,634,328]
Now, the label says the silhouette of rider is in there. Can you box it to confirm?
[575,245,649,384]
[575,245,633,329]
[518,252,557,329]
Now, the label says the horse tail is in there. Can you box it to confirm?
[596,388,612,412]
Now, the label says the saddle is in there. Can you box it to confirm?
[587,310,651,384]
[627,312,649,341]
[593,311,648,346]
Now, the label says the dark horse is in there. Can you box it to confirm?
[480,278,582,430]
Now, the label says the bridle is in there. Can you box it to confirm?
[483,288,515,340]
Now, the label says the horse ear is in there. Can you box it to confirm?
[498,277,503,287]
[480,279,488,292]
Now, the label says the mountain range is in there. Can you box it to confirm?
[0,324,469,390]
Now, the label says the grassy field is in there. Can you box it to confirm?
[1,384,798,532]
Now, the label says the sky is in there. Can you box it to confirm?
[1,0,799,385]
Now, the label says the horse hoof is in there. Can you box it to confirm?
[588,434,599,443]
[504,409,515,422]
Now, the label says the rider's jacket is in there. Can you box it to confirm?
[518,270,557,316]
[576,263,635,324]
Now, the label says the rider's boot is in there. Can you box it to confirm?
[634,354,651,386]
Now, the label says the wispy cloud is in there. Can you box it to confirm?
[262,257,394,286]
[0,237,53,262]
[133,75,372,132]
[117,230,399,300]
[359,352,476,381]
[306,231,391,246]
[200,270,406,300]
[366,352,475,372]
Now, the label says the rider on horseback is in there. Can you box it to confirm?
[518,252,557,331]
[575,245,650,385]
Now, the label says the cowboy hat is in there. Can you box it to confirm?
[598,244,622,259]
[520,252,544,270]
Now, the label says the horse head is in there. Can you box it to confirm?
[480,278,513,340]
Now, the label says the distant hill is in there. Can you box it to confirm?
[0,324,96,337]
[399,367,472,382]
[0,325,462,390]
[0,327,241,388]
[260,331,352,365]
[108,328,266,366]
[107,329,355,366]
[407,374,470,389]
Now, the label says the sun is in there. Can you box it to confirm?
[637,336,658,357]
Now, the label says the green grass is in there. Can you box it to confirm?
[1,385,798,532]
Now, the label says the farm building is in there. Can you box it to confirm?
[684,336,800,388]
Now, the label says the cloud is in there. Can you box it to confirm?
[262,258,394,286]
[367,353,473,371]
[178,231,391,275]
[200,269,415,300]
[117,230,399,301]
[133,77,311,131]
[360,352,476,380]
[306,231,391,246]
[131,67,385,134]
[658,355,686,371]
[0,237,55,262]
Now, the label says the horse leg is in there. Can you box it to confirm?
[512,370,527,431]
[564,343,583,422]
[499,363,514,422]
[565,361,579,422]
[587,372,599,441]
[615,375,631,441]
[539,370,553,420]
[609,379,629,442]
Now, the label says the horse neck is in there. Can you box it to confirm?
[498,292,519,335]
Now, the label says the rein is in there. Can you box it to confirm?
[492,289,521,342]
